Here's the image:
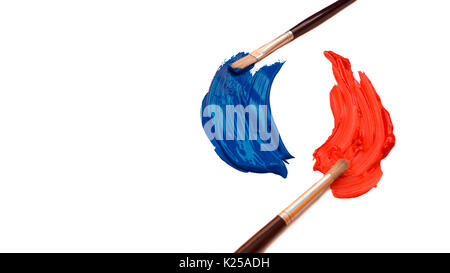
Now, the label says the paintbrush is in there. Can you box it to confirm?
[236,159,349,253]
[230,0,357,72]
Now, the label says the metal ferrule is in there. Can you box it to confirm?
[279,173,333,224]
[250,31,294,61]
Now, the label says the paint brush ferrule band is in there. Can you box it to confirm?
[279,173,333,224]
[250,31,294,61]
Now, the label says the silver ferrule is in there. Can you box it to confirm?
[279,173,333,224]
[250,31,294,61]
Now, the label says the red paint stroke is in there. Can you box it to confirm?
[313,51,395,198]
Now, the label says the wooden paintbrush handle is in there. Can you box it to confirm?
[235,160,349,253]
[230,0,357,71]
[290,0,357,39]
[235,215,287,253]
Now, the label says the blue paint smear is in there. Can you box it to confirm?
[201,53,293,178]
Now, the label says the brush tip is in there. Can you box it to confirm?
[229,54,258,74]
[327,159,349,180]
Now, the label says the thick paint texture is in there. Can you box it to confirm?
[201,53,293,178]
[313,51,395,198]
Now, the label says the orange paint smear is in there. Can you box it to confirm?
[313,51,395,198]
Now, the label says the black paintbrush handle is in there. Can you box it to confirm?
[290,0,357,39]
[235,216,287,253]
[229,0,357,70]
[235,160,349,253]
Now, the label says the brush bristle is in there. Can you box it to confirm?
[229,54,258,72]
[327,159,349,180]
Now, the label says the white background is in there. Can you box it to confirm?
[0,0,449,252]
